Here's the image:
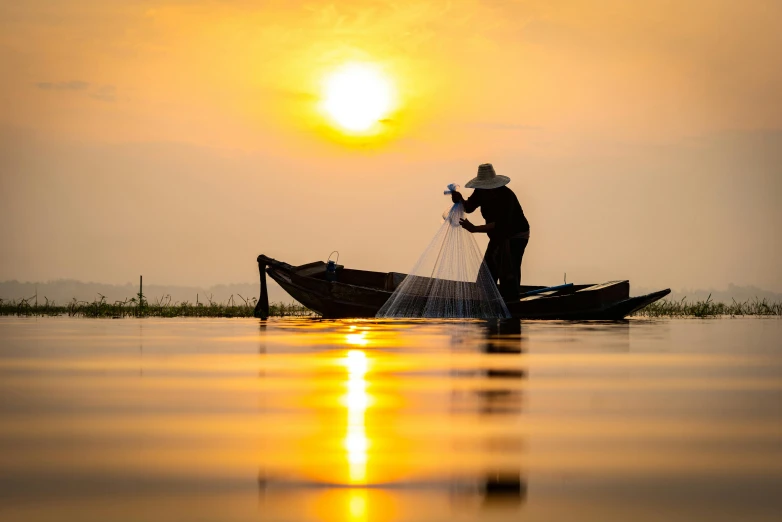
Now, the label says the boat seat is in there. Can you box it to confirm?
[297,261,343,278]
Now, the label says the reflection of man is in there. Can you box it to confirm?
[480,319,527,509]
[482,319,523,355]
[480,320,525,415]
[450,164,531,301]
[483,471,527,507]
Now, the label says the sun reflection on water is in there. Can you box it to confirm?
[347,489,368,521]
[343,348,370,484]
[346,330,369,347]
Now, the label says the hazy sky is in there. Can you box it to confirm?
[1,0,781,293]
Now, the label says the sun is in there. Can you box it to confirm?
[321,63,394,133]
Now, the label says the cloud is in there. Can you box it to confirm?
[35,81,90,91]
[35,81,117,102]
[90,85,116,102]
[468,122,542,131]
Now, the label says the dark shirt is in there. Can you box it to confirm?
[463,186,530,240]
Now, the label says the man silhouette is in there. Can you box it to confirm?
[451,163,530,301]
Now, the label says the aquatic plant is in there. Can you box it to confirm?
[0,295,313,318]
[2,294,780,319]
[631,295,782,318]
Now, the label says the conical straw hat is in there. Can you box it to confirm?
[465,163,510,189]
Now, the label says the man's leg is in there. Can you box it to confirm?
[483,239,500,285]
[512,238,529,285]
[500,238,528,301]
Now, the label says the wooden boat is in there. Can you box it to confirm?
[253,254,670,320]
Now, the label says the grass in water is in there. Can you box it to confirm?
[631,295,782,318]
[2,294,780,319]
[0,294,313,318]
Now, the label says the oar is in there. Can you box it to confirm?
[520,283,574,298]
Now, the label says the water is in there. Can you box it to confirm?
[1,317,781,521]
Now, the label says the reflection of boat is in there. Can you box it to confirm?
[254,255,670,320]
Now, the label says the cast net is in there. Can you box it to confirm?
[376,184,510,319]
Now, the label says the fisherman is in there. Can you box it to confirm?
[451,163,530,301]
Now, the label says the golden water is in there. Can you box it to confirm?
[1,317,781,521]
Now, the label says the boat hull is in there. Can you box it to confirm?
[257,255,670,320]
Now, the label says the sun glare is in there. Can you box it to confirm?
[322,63,394,133]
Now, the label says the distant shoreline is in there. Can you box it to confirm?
[0,277,782,304]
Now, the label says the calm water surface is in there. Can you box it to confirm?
[1,317,781,521]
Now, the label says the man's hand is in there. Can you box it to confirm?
[451,190,464,204]
[459,218,475,232]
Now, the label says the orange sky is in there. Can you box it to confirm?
[1,0,781,293]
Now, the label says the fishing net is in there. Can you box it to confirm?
[376,184,510,319]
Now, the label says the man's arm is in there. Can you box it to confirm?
[453,190,480,213]
[459,219,495,233]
